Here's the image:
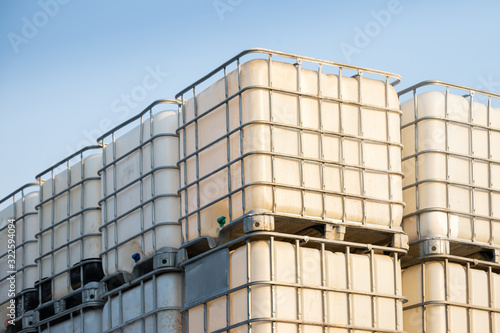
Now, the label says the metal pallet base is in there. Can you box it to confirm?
[180,210,408,259]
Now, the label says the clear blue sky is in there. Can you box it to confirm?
[1,0,499,199]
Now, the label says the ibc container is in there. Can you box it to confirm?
[0,184,40,331]
[97,100,181,282]
[177,48,404,244]
[400,81,500,256]
[40,308,102,333]
[183,232,405,332]
[35,146,104,310]
[402,258,500,333]
[102,272,182,332]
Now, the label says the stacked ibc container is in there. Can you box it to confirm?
[34,146,104,332]
[98,100,182,332]
[0,184,40,333]
[399,81,500,332]
[177,49,408,332]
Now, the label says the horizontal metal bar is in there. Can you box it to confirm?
[179,231,406,268]
[98,165,178,205]
[398,80,500,98]
[35,177,101,209]
[179,149,403,195]
[404,299,500,313]
[35,145,102,180]
[0,182,41,205]
[179,180,404,222]
[403,207,500,222]
[34,301,104,327]
[402,254,500,270]
[97,133,178,176]
[100,268,181,299]
[403,178,500,194]
[97,99,180,143]
[401,114,500,132]
[203,316,405,333]
[35,232,102,261]
[35,206,100,237]
[402,148,500,165]
[183,279,406,311]
[177,84,402,133]
[34,258,102,287]
[0,212,38,233]
[99,221,179,253]
[176,48,401,98]
[98,194,179,230]
[102,305,182,333]
[178,119,402,166]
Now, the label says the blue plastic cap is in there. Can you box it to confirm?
[132,253,141,263]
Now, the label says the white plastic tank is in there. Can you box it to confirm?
[99,101,181,277]
[400,83,500,246]
[40,308,102,333]
[0,184,40,330]
[402,260,500,333]
[102,273,182,332]
[37,147,103,301]
[184,235,404,332]
[177,50,404,242]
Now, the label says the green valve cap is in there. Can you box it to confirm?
[217,216,226,227]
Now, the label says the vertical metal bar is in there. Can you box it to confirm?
[149,107,157,254]
[444,259,450,333]
[140,280,146,333]
[297,59,306,218]
[487,96,494,245]
[139,115,146,259]
[445,87,452,238]
[318,64,327,221]
[385,75,394,228]
[79,152,85,292]
[237,58,246,217]
[466,262,472,333]
[113,131,119,274]
[488,266,494,332]
[247,239,252,333]
[153,274,158,333]
[101,138,109,275]
[393,252,400,331]
[270,236,276,333]
[320,242,327,332]
[345,246,352,332]
[194,87,201,239]
[421,261,426,333]
[50,168,55,302]
[357,70,367,225]
[224,66,233,224]
[295,239,302,331]
[369,249,376,330]
[338,68,347,223]
[413,88,421,241]
[469,91,476,242]
[181,97,189,243]
[268,55,277,214]
[65,158,71,295]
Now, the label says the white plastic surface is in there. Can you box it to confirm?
[0,191,39,326]
[41,309,102,333]
[187,240,403,332]
[403,261,500,333]
[180,59,403,242]
[401,91,500,245]
[39,154,102,299]
[102,273,182,332]
[101,110,181,276]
